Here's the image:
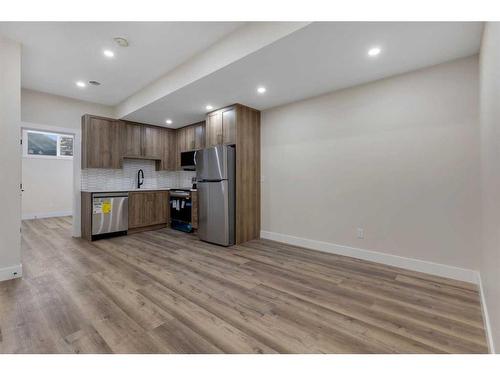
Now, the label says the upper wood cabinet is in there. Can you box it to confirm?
[177,121,205,152]
[205,106,236,147]
[161,128,176,171]
[121,122,142,158]
[82,115,201,171]
[194,122,205,150]
[221,107,236,145]
[206,111,222,147]
[176,126,187,153]
[143,126,164,158]
[184,126,195,151]
[121,122,164,160]
[82,115,122,169]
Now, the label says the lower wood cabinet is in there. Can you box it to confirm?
[128,191,169,231]
[191,191,198,229]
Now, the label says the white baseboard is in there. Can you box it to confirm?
[478,274,496,354]
[260,230,478,284]
[22,210,72,220]
[0,264,23,282]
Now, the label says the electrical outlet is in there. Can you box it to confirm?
[357,227,364,239]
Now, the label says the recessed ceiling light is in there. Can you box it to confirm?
[257,86,267,94]
[368,47,382,57]
[113,37,129,48]
[166,119,173,125]
[103,49,115,58]
[206,105,213,111]
[76,81,86,88]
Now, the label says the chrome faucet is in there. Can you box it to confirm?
[137,169,144,189]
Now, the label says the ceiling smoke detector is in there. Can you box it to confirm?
[88,80,101,86]
[113,37,129,47]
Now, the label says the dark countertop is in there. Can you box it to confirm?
[81,187,197,193]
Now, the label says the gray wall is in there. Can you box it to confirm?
[261,56,481,270]
[479,22,500,353]
[0,37,22,281]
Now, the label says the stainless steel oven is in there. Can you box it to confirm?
[170,190,192,232]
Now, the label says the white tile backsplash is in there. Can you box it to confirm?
[81,159,196,191]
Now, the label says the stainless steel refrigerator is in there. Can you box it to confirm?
[195,144,235,246]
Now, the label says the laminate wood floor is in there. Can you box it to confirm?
[0,217,488,353]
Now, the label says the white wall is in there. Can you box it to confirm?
[21,89,114,130]
[479,22,500,353]
[261,56,481,273]
[20,89,114,221]
[0,37,22,281]
[21,155,73,219]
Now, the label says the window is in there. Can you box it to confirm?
[22,129,74,159]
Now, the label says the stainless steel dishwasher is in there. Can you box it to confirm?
[92,192,128,240]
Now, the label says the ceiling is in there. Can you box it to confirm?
[124,22,483,127]
[0,22,483,128]
[0,21,243,105]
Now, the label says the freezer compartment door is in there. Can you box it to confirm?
[198,180,234,246]
[92,196,128,235]
[196,145,234,181]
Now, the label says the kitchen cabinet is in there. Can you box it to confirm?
[194,122,205,149]
[143,126,164,158]
[175,127,185,170]
[177,126,187,153]
[82,115,122,169]
[191,190,198,229]
[178,122,205,152]
[83,113,205,171]
[122,122,164,160]
[221,107,236,145]
[121,121,174,171]
[206,111,222,147]
[185,126,196,151]
[121,122,142,158]
[161,129,176,171]
[129,191,169,230]
[205,106,236,147]
[234,105,260,244]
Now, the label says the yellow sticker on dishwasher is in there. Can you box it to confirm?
[102,201,112,214]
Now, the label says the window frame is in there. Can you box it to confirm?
[22,129,74,160]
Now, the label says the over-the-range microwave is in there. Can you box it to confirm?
[180,150,196,170]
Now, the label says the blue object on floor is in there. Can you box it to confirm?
[171,220,193,233]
